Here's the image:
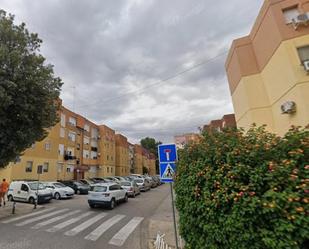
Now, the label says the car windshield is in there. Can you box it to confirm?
[121,182,131,186]
[90,186,107,192]
[54,183,66,188]
[135,179,143,183]
[29,182,46,190]
[74,182,83,186]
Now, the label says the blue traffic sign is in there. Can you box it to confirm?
[158,144,177,163]
[159,162,176,182]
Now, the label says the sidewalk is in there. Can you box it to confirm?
[148,188,183,249]
[0,201,44,220]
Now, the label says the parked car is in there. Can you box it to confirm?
[135,178,151,192]
[88,177,106,183]
[78,179,95,185]
[130,174,143,179]
[114,176,126,182]
[105,177,120,183]
[44,182,74,200]
[7,181,53,204]
[146,176,156,188]
[120,180,140,197]
[88,182,128,209]
[58,180,89,194]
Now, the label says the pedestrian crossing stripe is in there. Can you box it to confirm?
[162,163,175,179]
[1,208,144,246]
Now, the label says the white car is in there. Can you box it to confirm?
[88,182,128,209]
[7,181,53,204]
[44,182,75,200]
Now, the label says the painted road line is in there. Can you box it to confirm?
[15,209,69,226]
[109,217,144,247]
[46,211,93,233]
[64,212,107,237]
[31,210,81,229]
[84,214,126,241]
[1,208,56,224]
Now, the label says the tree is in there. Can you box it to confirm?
[0,10,62,168]
[140,137,162,174]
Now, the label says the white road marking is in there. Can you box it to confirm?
[84,214,125,241]
[31,210,81,229]
[15,209,69,226]
[64,212,107,236]
[109,217,144,246]
[1,208,55,224]
[46,211,93,233]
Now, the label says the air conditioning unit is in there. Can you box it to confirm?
[303,60,309,72]
[281,101,296,114]
[292,13,309,29]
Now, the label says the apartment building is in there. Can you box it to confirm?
[149,153,156,176]
[98,125,116,177]
[226,0,309,135]
[174,133,200,149]
[202,114,236,132]
[115,134,130,176]
[133,144,143,174]
[0,104,157,181]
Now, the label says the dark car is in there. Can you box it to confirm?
[58,180,89,194]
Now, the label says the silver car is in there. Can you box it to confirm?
[120,180,140,197]
[135,178,151,192]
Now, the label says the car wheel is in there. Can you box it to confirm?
[124,194,128,202]
[76,189,81,195]
[29,197,35,204]
[132,192,136,198]
[110,199,115,209]
[7,195,13,202]
[89,204,95,208]
[54,192,61,200]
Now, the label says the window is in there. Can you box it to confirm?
[84,124,90,132]
[68,131,76,142]
[83,150,90,159]
[297,45,309,63]
[111,156,113,161]
[84,136,90,145]
[107,155,109,160]
[60,128,65,138]
[107,167,109,173]
[25,161,33,172]
[61,113,66,127]
[68,117,76,126]
[90,151,97,159]
[66,167,71,173]
[111,167,113,173]
[43,162,49,173]
[67,147,75,156]
[21,184,29,192]
[58,144,64,155]
[283,7,299,24]
[57,163,63,173]
[45,141,51,151]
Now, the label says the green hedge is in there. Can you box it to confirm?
[174,126,309,249]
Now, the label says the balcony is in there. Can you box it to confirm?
[64,154,76,161]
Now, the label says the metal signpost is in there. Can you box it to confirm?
[35,165,43,209]
[158,144,179,249]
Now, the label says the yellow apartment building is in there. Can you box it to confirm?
[226,0,309,135]
[133,144,143,174]
[115,134,129,176]
[149,153,156,176]
[98,125,116,177]
[0,104,157,181]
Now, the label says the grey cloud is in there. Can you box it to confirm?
[0,0,263,143]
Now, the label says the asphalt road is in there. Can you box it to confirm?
[0,184,170,249]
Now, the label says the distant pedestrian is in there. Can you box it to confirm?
[0,179,9,207]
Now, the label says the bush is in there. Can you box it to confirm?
[174,126,309,249]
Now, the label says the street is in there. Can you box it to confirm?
[0,184,170,249]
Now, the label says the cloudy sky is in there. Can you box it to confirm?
[1,0,263,143]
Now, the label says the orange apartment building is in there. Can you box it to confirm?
[226,0,309,134]
[133,144,143,174]
[115,134,130,176]
[202,114,237,132]
[174,133,201,149]
[98,125,116,177]
[149,153,156,176]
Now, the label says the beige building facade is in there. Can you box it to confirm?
[226,0,309,135]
